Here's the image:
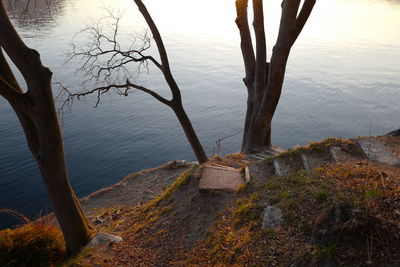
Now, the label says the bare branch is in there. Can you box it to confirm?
[274,0,301,52]
[58,80,171,108]
[67,11,162,85]
[290,0,316,45]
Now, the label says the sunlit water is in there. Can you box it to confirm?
[1,0,399,229]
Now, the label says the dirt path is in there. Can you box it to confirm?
[80,161,192,218]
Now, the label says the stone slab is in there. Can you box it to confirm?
[357,138,400,166]
[199,164,244,191]
[273,158,289,177]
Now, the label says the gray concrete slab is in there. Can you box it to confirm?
[357,138,400,166]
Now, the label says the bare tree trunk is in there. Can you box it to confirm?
[134,0,208,163]
[236,0,316,153]
[172,103,208,164]
[0,1,91,254]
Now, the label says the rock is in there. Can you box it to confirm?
[386,129,400,137]
[311,202,364,248]
[88,232,123,247]
[261,206,283,229]
[357,138,400,166]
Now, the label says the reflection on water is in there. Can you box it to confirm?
[4,0,67,37]
[0,0,399,229]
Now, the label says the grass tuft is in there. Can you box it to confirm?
[0,222,65,266]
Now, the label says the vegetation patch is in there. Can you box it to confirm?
[0,222,65,266]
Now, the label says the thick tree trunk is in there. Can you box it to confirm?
[39,165,91,254]
[242,116,271,153]
[0,1,91,255]
[236,0,315,154]
[172,103,208,164]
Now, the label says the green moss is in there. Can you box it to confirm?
[278,190,292,199]
[315,190,328,202]
[287,171,318,185]
[144,168,196,210]
[233,193,260,227]
[315,245,337,259]
[264,181,280,190]
[365,189,382,199]
[283,199,297,209]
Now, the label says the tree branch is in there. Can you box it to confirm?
[0,47,31,111]
[290,0,316,45]
[59,80,171,108]
[274,0,300,52]
[235,0,256,87]
[252,0,267,95]
[133,0,182,102]
[0,1,48,91]
[67,14,162,85]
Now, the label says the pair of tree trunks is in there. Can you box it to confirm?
[0,1,91,254]
[236,0,316,153]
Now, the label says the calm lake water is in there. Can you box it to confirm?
[1,0,399,229]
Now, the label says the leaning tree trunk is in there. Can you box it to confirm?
[172,103,208,164]
[236,0,316,153]
[0,1,91,254]
[134,0,208,163]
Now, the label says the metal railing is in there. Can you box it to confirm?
[209,129,243,157]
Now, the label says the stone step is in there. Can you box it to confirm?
[249,145,287,160]
[199,163,245,191]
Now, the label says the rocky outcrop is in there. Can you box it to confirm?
[311,202,364,249]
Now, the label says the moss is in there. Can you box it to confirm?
[264,180,280,190]
[59,247,93,267]
[315,245,337,259]
[144,168,196,210]
[286,171,318,185]
[276,146,307,158]
[283,199,297,210]
[236,183,247,193]
[365,189,381,199]
[131,223,146,233]
[278,190,292,199]
[315,190,328,202]
[261,228,276,237]
[233,193,260,227]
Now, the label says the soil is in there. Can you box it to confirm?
[60,137,400,266]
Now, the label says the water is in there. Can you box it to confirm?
[1,0,399,229]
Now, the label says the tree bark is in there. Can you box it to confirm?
[134,0,208,163]
[236,0,315,153]
[172,103,208,164]
[0,1,91,254]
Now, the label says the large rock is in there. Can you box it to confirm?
[311,202,364,248]
[357,138,400,166]
[88,232,123,247]
[386,129,400,137]
[261,206,283,229]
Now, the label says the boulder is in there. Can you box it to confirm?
[261,206,283,229]
[88,232,123,247]
[386,129,400,137]
[311,202,364,248]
